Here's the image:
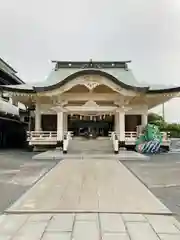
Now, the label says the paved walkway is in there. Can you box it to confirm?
[32,150,149,160]
[0,157,179,239]
[0,213,180,239]
[7,159,168,213]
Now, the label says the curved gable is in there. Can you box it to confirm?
[34,69,149,93]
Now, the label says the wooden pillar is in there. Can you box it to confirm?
[63,112,68,132]
[141,114,148,126]
[35,103,41,131]
[57,111,64,142]
[115,112,119,133]
[119,111,125,142]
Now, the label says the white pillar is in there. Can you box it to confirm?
[57,112,64,141]
[35,103,41,131]
[119,111,125,142]
[114,112,119,133]
[141,114,148,126]
[63,113,68,132]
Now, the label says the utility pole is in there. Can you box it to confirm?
[162,103,165,121]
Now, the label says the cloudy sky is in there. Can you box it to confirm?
[0,0,180,122]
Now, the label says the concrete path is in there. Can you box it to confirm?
[7,159,169,213]
[0,213,180,239]
[32,150,149,160]
[1,156,180,239]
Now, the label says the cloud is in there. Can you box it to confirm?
[0,0,180,122]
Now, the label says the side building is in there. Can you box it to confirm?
[0,57,27,148]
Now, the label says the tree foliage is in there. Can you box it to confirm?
[148,112,180,137]
[148,113,163,123]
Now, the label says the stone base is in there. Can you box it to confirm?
[56,140,63,148]
[32,150,150,161]
[33,146,53,152]
[31,145,55,152]
[119,141,125,148]
[125,145,136,151]
[161,146,170,152]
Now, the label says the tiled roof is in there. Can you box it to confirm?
[0,61,179,93]
[34,67,147,88]
[0,57,24,84]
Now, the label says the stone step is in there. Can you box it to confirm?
[68,138,113,154]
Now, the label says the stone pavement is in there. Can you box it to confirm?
[32,150,149,161]
[6,159,168,213]
[0,213,180,239]
[1,156,179,239]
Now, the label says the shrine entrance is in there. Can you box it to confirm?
[68,115,114,137]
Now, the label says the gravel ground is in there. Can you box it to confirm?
[0,149,57,213]
[123,140,180,221]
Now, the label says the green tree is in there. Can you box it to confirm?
[148,112,180,137]
[148,113,166,130]
[148,113,163,123]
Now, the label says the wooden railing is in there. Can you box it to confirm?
[27,131,57,141]
[27,130,74,150]
[110,131,170,141]
[27,131,75,140]
[27,131,170,143]
[125,132,137,139]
